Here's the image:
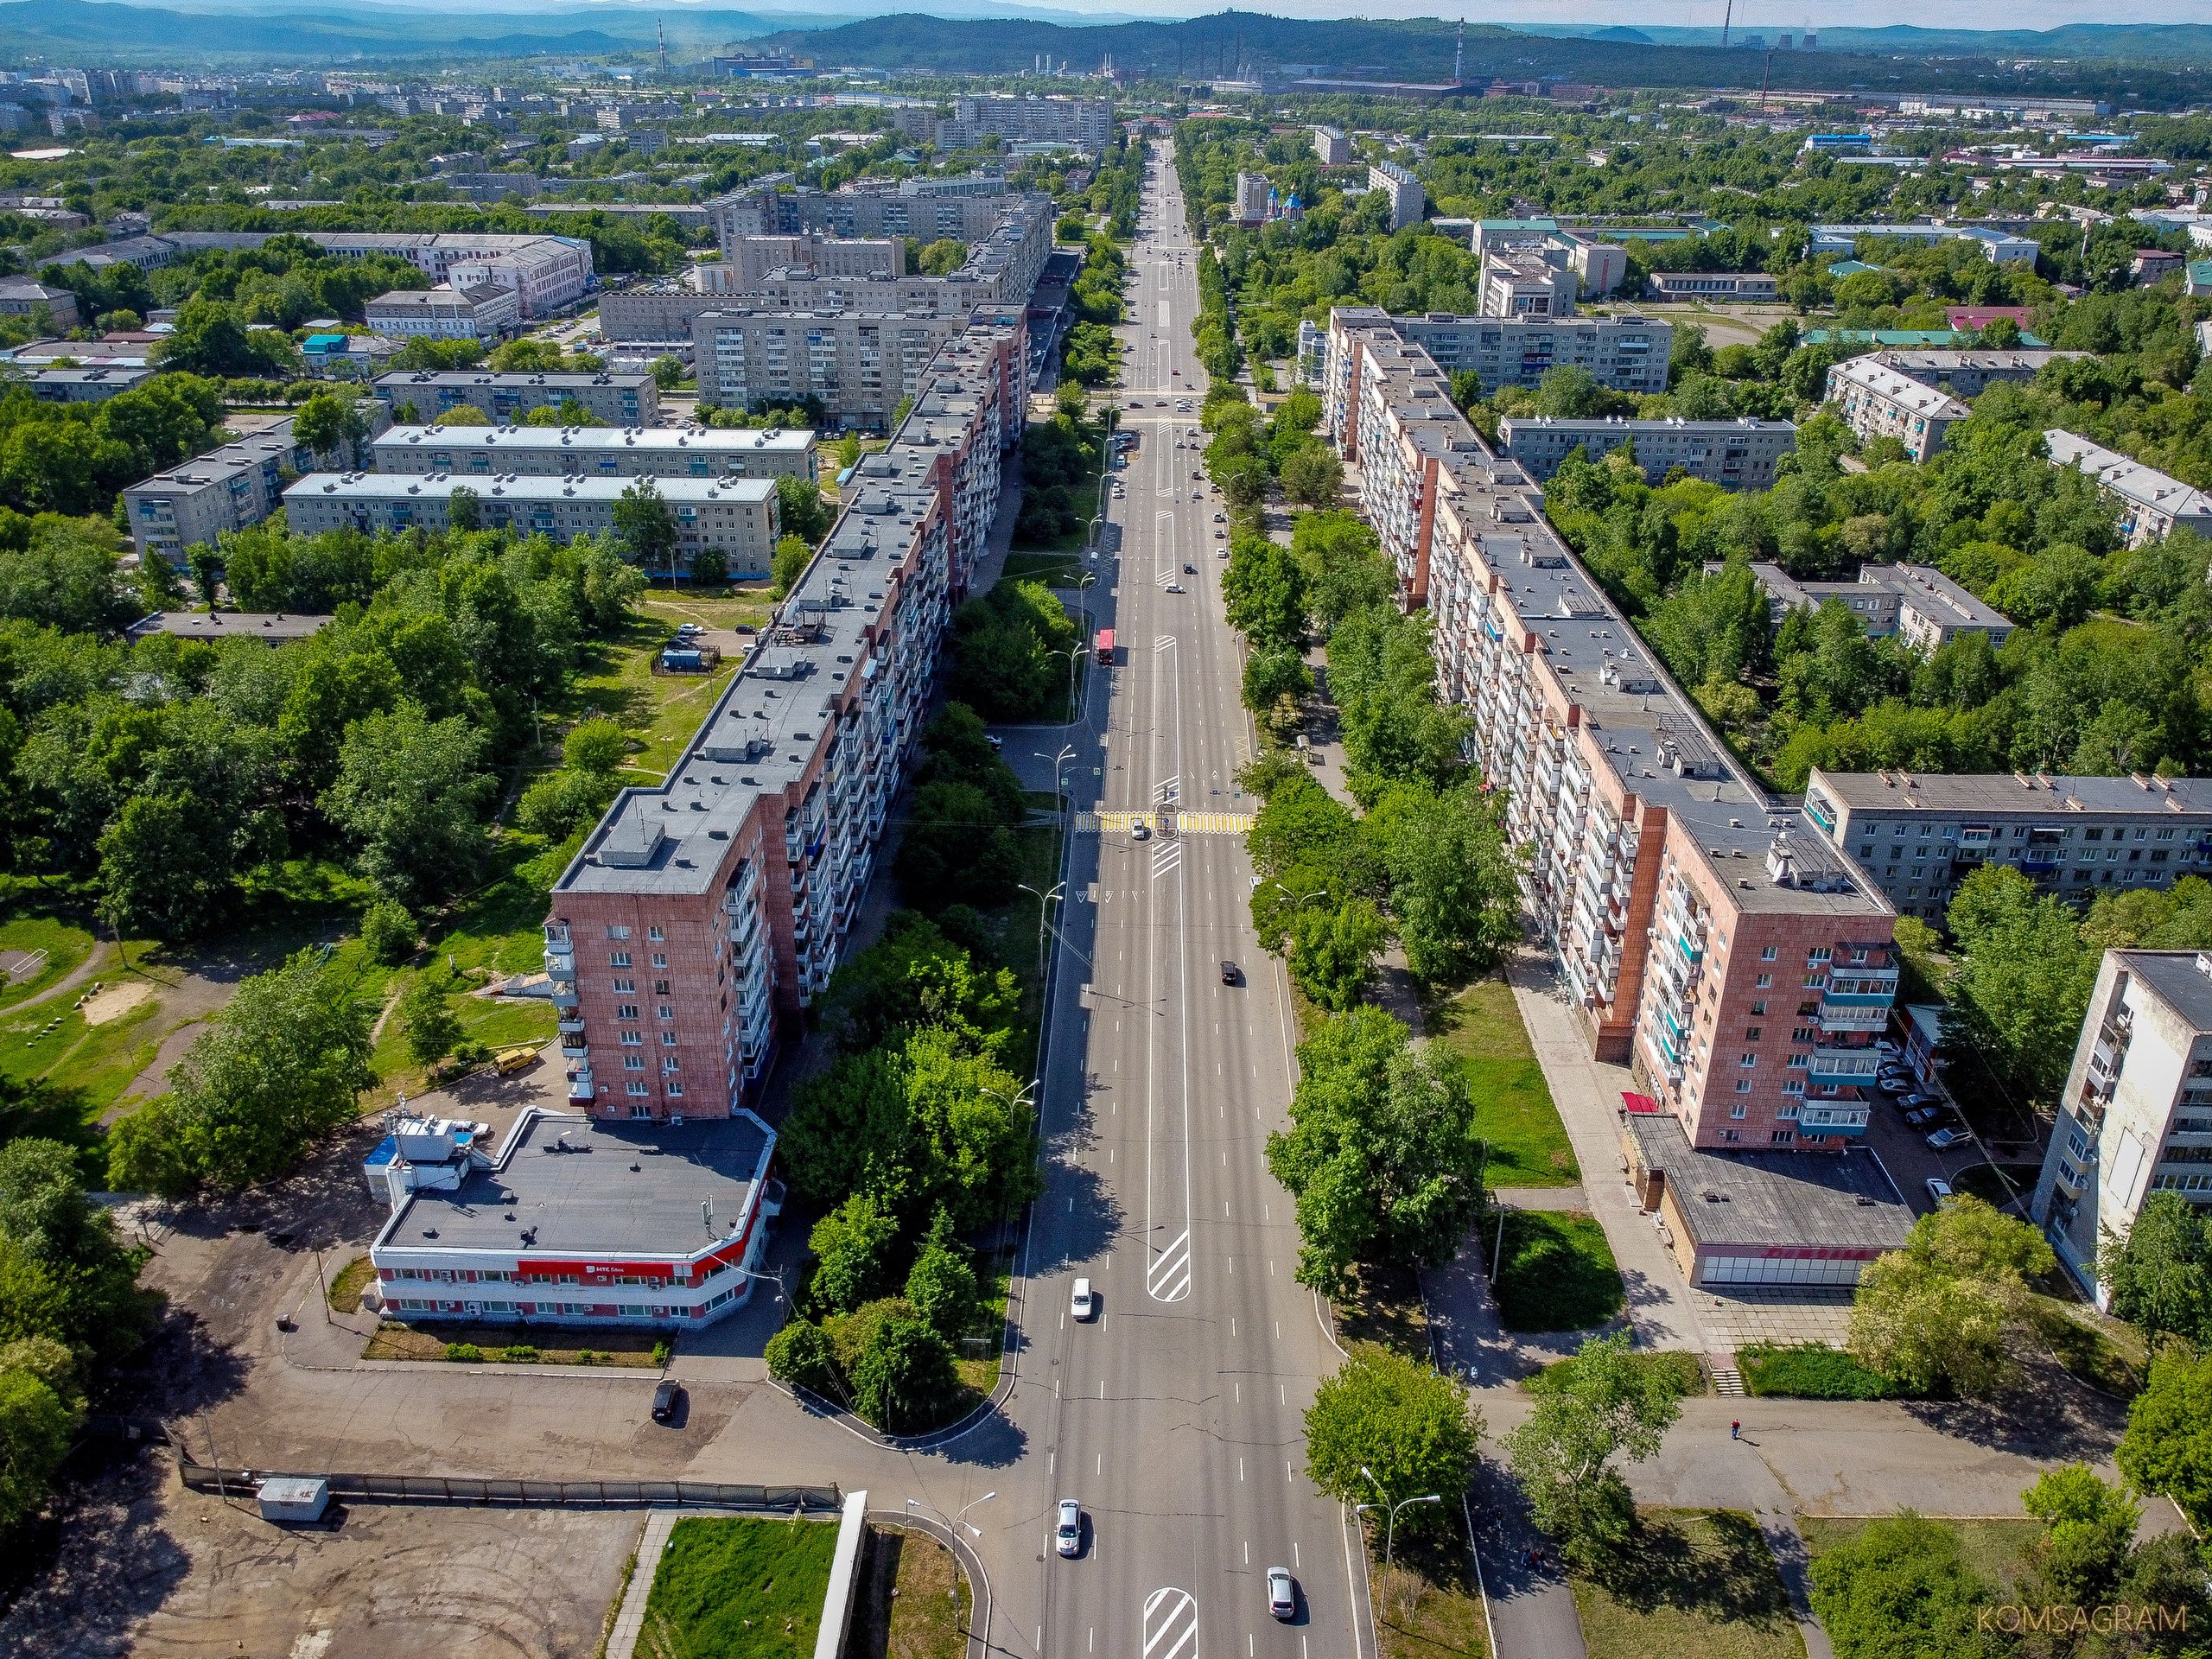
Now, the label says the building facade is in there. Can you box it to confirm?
[124,404,392,566]
[1865,348,2084,399]
[2046,429,2212,547]
[1368,162,1424,232]
[693,308,970,429]
[1234,172,1271,225]
[1497,415,1797,488]
[29,365,151,403]
[540,315,1026,1121]
[1802,770,2212,923]
[365,283,519,341]
[1647,271,1780,301]
[372,370,659,427]
[1824,355,1968,461]
[1310,124,1351,165]
[1478,251,1577,319]
[1367,308,1669,397]
[284,473,780,575]
[1328,307,1901,1154]
[372,423,816,481]
[2031,950,2212,1306]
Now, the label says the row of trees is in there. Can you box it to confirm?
[948,577,1082,723]
[1013,387,1107,546]
[764,906,1038,1433]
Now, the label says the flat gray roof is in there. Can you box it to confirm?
[2118,950,2212,1035]
[374,423,813,458]
[382,1109,771,1259]
[1626,1110,1914,1253]
[1808,769,2212,818]
[374,369,655,391]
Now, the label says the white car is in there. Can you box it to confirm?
[1071,1277,1096,1319]
[1132,820,1151,842]
[1056,1499,1083,1557]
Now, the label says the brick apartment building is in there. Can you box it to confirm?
[540,314,1025,1120]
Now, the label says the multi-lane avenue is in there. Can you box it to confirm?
[933,151,1375,1659]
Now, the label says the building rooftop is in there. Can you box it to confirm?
[374,369,656,391]
[552,324,1014,901]
[378,1108,772,1259]
[288,472,776,507]
[1868,348,2082,376]
[1625,1109,1915,1253]
[2113,950,2212,1035]
[2046,429,2212,522]
[126,610,332,644]
[1808,769,2212,817]
[1827,356,1969,419]
[372,423,813,461]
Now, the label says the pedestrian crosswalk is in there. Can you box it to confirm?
[1074,811,1255,835]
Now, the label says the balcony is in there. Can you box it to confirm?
[560,1034,589,1058]
[566,1065,594,1101]
[543,947,575,978]
[550,982,580,1009]
[1796,1104,1871,1135]
[1808,1047,1882,1084]
[1818,1001,1891,1033]
[557,1016,586,1037]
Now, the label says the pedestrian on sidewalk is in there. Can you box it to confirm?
[1731,1420,1740,1440]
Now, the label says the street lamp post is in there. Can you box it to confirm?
[1015,881,1066,976]
[1042,646,1081,723]
[1357,1466,1442,1576]
[906,1490,997,1539]
[1035,743,1077,815]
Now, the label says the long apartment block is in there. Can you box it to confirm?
[372,423,816,481]
[1802,770,2212,922]
[538,315,1026,1123]
[372,370,659,428]
[1325,304,1670,402]
[125,404,393,566]
[1325,307,1899,1151]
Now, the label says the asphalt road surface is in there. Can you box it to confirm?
[968,156,1374,1659]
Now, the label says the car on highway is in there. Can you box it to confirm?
[1221,960,1240,984]
[1926,1177,1955,1205]
[1056,1499,1083,1557]
[1926,1127,1967,1151]
[1215,529,1226,539]
[1132,820,1150,841]
[1184,563,1197,574]
[1071,1277,1096,1319]
[651,1378,683,1423]
[1268,1567,1296,1619]
[1212,512,1225,522]
[1166,581,1184,593]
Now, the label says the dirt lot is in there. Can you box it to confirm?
[1,1452,645,1659]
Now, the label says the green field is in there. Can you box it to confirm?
[640,1516,840,1659]
[1799,1516,2044,1600]
[1431,979,1580,1186]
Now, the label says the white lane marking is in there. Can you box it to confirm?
[1158,300,1171,326]
[1143,1588,1198,1659]
[1147,1226,1192,1302]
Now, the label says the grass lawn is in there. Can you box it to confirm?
[1529,1348,1703,1398]
[0,913,95,1011]
[1570,1510,1802,1659]
[641,1516,839,1659]
[1488,1211,1624,1332]
[362,1320,664,1367]
[326,1254,375,1313]
[1371,1520,1490,1659]
[1429,980,1580,1186]
[1738,1343,1895,1401]
[1799,1516,2044,1599]
[2024,1293,2145,1398]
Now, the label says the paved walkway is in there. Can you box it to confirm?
[1490,1185,1591,1211]
[1502,949,1714,1355]
[1759,1513,1835,1659]
[1469,1459,1588,1659]
[603,1508,711,1659]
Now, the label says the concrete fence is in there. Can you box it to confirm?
[177,1461,840,1512]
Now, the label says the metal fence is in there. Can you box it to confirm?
[177,1462,840,1512]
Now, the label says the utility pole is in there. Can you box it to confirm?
[1721,0,1733,49]
[1760,50,1771,111]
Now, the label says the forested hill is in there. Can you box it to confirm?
[759,13,2209,106]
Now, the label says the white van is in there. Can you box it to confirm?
[1071,1277,1096,1320]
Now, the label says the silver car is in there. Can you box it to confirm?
[1267,1567,1295,1619]
[1057,1498,1083,1557]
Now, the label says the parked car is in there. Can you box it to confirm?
[1903,1107,1944,1128]
[1876,1039,1902,1058]
[1267,1567,1296,1620]
[651,1378,682,1423]
[1071,1277,1096,1320]
[1926,1178,1955,1205]
[1878,1077,1911,1096]
[1057,1499,1083,1557]
[1926,1127,1967,1151]
[1898,1093,1936,1110]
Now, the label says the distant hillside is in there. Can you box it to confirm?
[757,11,2211,105]
[1534,22,2212,64]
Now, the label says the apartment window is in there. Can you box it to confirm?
[626,1081,650,1096]
[1731,1101,1748,1116]
[1777,1101,1800,1119]
[1787,1052,1809,1070]
[1756,974,1772,989]
[662,1030,678,1046]
[2159,828,2177,842]
[1808,947,1832,963]
[1770,1130,1796,1146]
[1749,1001,1766,1017]
[620,1030,642,1047]
[1738,1052,1757,1069]
[654,980,671,996]
[1745,1027,1763,1042]
[606,925,631,941]
[611,951,632,969]
[648,925,666,941]
[1719,1128,1741,1143]
[616,1003,640,1021]
[613,978,635,994]
[1803,974,1827,989]
[1759,945,1777,961]
[1781,1080,1806,1097]
[1792,1027,1818,1045]
[666,1081,684,1097]
[663,1056,681,1073]
[652,953,669,969]
[658,1005,675,1021]
[623,1055,645,1071]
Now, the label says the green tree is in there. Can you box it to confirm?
[1376,783,1522,987]
[613,477,679,580]
[290,390,369,467]
[770,533,811,599]
[650,353,684,390]
[914,238,969,276]
[563,718,628,776]
[764,1319,841,1398]
[0,1137,151,1363]
[904,1216,980,1341]
[359,899,416,966]
[399,975,462,1071]
[155,297,298,379]
[849,1310,961,1433]
[319,700,493,905]
[1242,646,1313,715]
[124,950,377,1192]
[1503,1332,1682,1564]
[1279,442,1344,510]
[1303,1342,1480,1527]
[1287,897,1388,1013]
[0,1367,74,1530]
[2099,1190,2212,1347]
[1845,1196,2054,1398]
[1808,1512,2003,1659]
[2119,1346,2212,1523]
[1267,1006,1487,1292]
[807,1192,900,1315]
[1944,865,2099,1102]
[448,485,482,533]
[775,474,831,545]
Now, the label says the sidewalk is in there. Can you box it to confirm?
[1502,950,1714,1356]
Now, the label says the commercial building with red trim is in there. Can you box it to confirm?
[366,1107,781,1328]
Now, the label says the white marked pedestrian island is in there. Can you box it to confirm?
[1143,1587,1198,1659]
[1147,1227,1192,1302]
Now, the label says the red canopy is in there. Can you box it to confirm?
[1621,1091,1662,1115]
